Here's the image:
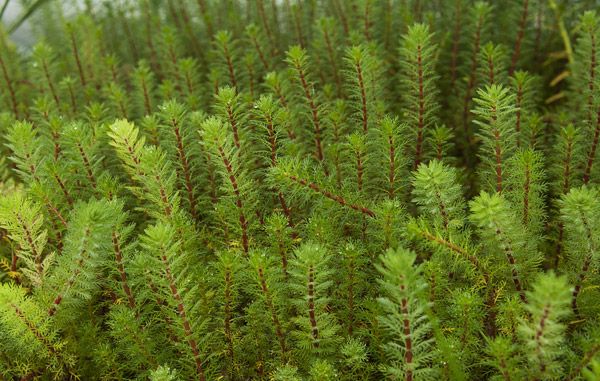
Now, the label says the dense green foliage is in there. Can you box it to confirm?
[1,0,600,380]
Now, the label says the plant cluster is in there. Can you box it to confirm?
[0,0,600,380]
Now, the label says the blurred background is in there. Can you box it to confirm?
[1,0,95,49]
[1,1,33,47]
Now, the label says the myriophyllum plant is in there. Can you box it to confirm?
[0,1,599,380]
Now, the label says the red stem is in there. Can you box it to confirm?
[160,254,206,381]
[112,232,136,310]
[414,45,425,169]
[307,265,319,347]
[294,62,325,163]
[0,54,19,117]
[356,60,369,134]
[69,28,86,87]
[400,285,414,381]
[286,173,375,217]
[509,0,529,76]
[216,146,249,253]
[583,108,600,184]
[258,267,287,358]
[171,119,199,219]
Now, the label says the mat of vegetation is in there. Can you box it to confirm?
[1,1,600,380]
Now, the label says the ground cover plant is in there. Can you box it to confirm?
[0,0,600,380]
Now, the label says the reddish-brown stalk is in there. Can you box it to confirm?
[41,59,61,108]
[202,151,219,205]
[196,0,213,37]
[462,13,484,135]
[583,109,600,184]
[265,113,294,226]
[8,231,18,283]
[486,52,496,85]
[435,190,450,231]
[533,2,543,64]
[571,214,594,316]
[249,34,270,71]
[400,284,414,381]
[572,254,591,317]
[587,33,597,129]
[363,1,372,41]
[554,134,575,267]
[331,119,343,188]
[225,103,242,150]
[291,4,306,48]
[183,69,195,98]
[160,254,206,381]
[565,345,600,381]
[416,229,485,277]
[166,0,182,31]
[515,83,523,147]
[155,174,173,218]
[13,304,63,360]
[140,76,152,116]
[46,126,62,160]
[413,0,423,21]
[274,229,289,278]
[284,173,376,217]
[48,219,63,253]
[331,0,349,36]
[112,232,136,310]
[449,1,463,92]
[221,40,238,91]
[554,224,564,270]
[68,27,86,88]
[495,227,527,303]
[257,0,277,56]
[42,198,67,229]
[270,82,296,140]
[246,61,255,100]
[355,59,369,134]
[66,81,78,115]
[166,44,183,96]
[414,44,426,169]
[522,163,531,226]
[178,3,202,58]
[48,228,91,316]
[307,265,319,347]
[387,135,397,199]
[533,305,551,375]
[322,26,342,98]
[257,266,287,359]
[216,145,249,254]
[0,54,19,117]
[312,50,327,85]
[509,0,529,76]
[383,0,393,51]
[14,212,43,275]
[51,173,73,207]
[355,148,364,193]
[491,109,504,193]
[143,5,162,77]
[169,118,199,220]
[498,356,513,381]
[355,145,366,240]
[485,287,499,338]
[108,60,119,83]
[120,12,139,63]
[75,143,97,190]
[291,60,325,163]
[270,0,280,34]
